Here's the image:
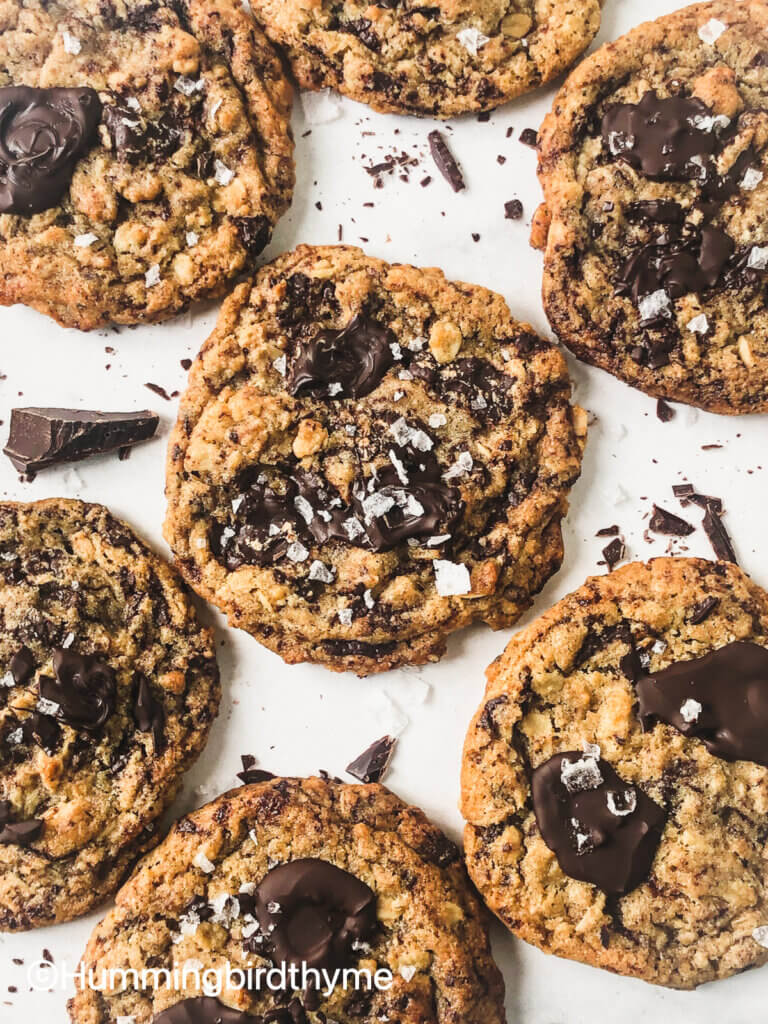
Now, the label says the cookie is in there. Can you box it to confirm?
[536,0,768,414]
[461,557,768,988]
[250,0,601,118]
[164,244,586,676]
[68,775,506,1023]
[0,0,294,330]
[0,499,220,929]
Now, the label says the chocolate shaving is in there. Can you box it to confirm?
[688,596,719,624]
[428,130,465,192]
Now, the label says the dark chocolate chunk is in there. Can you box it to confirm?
[0,86,101,214]
[427,130,466,192]
[0,800,43,846]
[38,648,116,732]
[3,407,158,473]
[251,859,377,971]
[636,641,768,766]
[237,755,275,785]
[519,128,538,148]
[672,483,722,514]
[532,752,666,895]
[595,525,620,537]
[288,314,396,399]
[601,537,625,571]
[133,674,165,753]
[346,735,396,784]
[8,646,34,685]
[648,504,694,537]
[153,997,261,1024]
[656,398,675,422]
[504,199,523,220]
[102,104,183,164]
[232,215,271,257]
[688,596,719,624]
[702,504,737,563]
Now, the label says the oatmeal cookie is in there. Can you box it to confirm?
[537,0,768,413]
[0,0,293,329]
[164,244,586,676]
[0,499,219,929]
[461,557,768,988]
[68,775,506,1023]
[250,0,601,118]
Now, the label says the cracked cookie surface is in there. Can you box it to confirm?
[250,0,600,118]
[164,244,585,676]
[537,0,768,413]
[0,0,293,330]
[68,775,506,1023]
[461,557,768,988]
[0,499,219,929]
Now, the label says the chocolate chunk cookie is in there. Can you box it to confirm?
[461,557,768,988]
[536,0,768,413]
[0,0,293,330]
[164,244,586,676]
[250,0,601,118]
[68,775,506,1023]
[0,499,219,929]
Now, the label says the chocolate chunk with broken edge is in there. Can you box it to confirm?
[702,504,737,563]
[601,537,625,571]
[648,504,694,537]
[636,641,768,766]
[531,752,666,895]
[0,800,43,846]
[133,674,165,753]
[9,646,34,685]
[153,997,262,1024]
[237,755,275,785]
[428,130,466,192]
[346,735,396,783]
[4,407,158,473]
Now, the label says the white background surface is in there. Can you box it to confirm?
[1,0,767,1020]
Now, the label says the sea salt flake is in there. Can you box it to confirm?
[345,424,357,436]
[363,589,375,609]
[286,541,309,563]
[186,231,199,247]
[363,492,396,520]
[327,382,343,396]
[561,755,603,793]
[343,517,364,540]
[443,451,473,480]
[6,727,22,745]
[389,449,410,485]
[742,167,764,191]
[407,336,425,352]
[62,30,81,54]
[398,965,417,982]
[687,313,709,333]
[116,1017,136,1024]
[74,232,98,248]
[402,494,425,518]
[393,390,405,401]
[680,698,703,723]
[389,416,433,452]
[428,413,447,428]
[242,919,260,939]
[606,789,637,817]
[37,698,60,716]
[125,97,141,111]
[175,75,204,96]
[433,559,471,597]
[698,17,727,44]
[753,925,768,948]
[62,631,75,649]
[214,159,234,186]
[456,27,490,56]
[231,495,244,514]
[193,849,215,873]
[1,672,15,688]
[294,495,314,524]
[338,607,353,626]
[390,342,402,359]
[145,264,161,288]
[638,289,671,321]
[398,369,413,381]
[309,560,334,583]
[747,246,768,270]
[272,354,287,376]
[608,130,634,155]
[582,742,601,759]
[426,534,451,547]
[266,900,281,914]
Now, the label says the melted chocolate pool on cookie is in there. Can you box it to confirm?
[153,997,263,1023]
[635,641,768,766]
[248,858,377,972]
[532,750,666,894]
[0,86,101,214]
[38,647,116,732]
[288,314,396,399]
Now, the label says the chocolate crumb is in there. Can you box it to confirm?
[504,199,523,220]
[596,525,620,537]
[236,755,275,785]
[519,128,538,148]
[144,382,171,401]
[656,398,675,422]
[601,537,625,571]
[180,358,192,370]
